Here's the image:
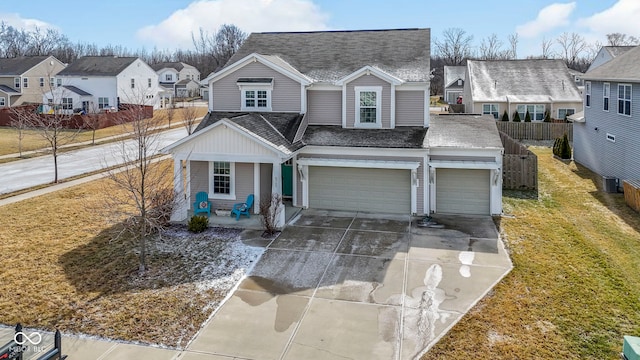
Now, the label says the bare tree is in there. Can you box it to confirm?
[181,102,199,135]
[606,33,640,46]
[104,97,174,273]
[508,33,519,59]
[433,28,474,65]
[83,101,102,145]
[541,37,554,59]
[479,34,504,60]
[556,32,588,69]
[165,101,175,128]
[214,24,247,68]
[9,106,31,157]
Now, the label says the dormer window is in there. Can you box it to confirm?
[355,86,382,128]
[238,78,273,111]
[166,74,173,82]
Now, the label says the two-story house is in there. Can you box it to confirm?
[163,29,504,222]
[153,62,201,100]
[0,55,66,108]
[587,46,635,72]
[443,65,465,104]
[573,45,640,185]
[43,56,160,113]
[463,59,583,121]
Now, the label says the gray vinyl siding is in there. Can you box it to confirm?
[574,80,640,181]
[189,161,255,211]
[346,74,391,128]
[307,90,342,125]
[212,61,301,112]
[260,163,273,204]
[396,91,425,126]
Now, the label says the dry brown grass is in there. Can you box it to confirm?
[0,106,207,156]
[0,160,257,347]
[424,147,640,359]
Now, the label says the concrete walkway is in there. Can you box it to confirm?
[0,210,512,359]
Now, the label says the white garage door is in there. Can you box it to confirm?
[309,167,411,214]
[436,168,490,215]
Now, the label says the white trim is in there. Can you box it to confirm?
[300,146,426,156]
[390,83,396,129]
[186,161,192,210]
[239,85,272,112]
[208,82,213,111]
[296,158,420,170]
[557,108,576,120]
[585,81,591,108]
[301,84,307,114]
[292,155,298,206]
[204,53,312,85]
[410,169,417,214]
[396,82,430,91]
[308,83,342,91]
[335,65,404,86]
[424,87,430,127]
[482,103,499,119]
[341,83,347,128]
[354,86,382,128]
[423,155,429,214]
[428,160,500,170]
[253,163,261,214]
[606,133,616,143]
[617,83,632,117]
[209,161,236,200]
[175,153,280,164]
[603,82,610,112]
[298,164,309,208]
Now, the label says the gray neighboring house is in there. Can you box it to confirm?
[163,29,504,222]
[587,46,635,73]
[463,59,583,121]
[152,62,201,103]
[443,65,465,104]
[573,45,640,185]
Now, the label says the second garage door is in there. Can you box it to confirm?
[436,168,490,215]
[308,167,411,214]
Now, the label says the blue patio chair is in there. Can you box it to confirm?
[231,194,254,221]
[193,191,211,217]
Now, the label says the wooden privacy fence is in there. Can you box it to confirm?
[0,105,153,129]
[500,132,538,190]
[496,122,573,141]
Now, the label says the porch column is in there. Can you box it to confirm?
[411,169,418,215]
[272,161,286,229]
[253,163,261,215]
[298,164,309,208]
[171,158,187,222]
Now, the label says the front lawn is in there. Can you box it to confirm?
[0,176,263,348]
[424,147,640,359]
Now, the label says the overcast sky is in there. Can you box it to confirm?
[2,0,639,57]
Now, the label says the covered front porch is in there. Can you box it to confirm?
[184,200,301,230]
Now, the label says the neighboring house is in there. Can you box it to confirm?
[443,65,465,104]
[587,46,635,73]
[44,56,160,113]
[152,62,201,101]
[163,29,504,222]
[463,59,583,121]
[568,69,585,94]
[0,55,66,108]
[573,45,640,185]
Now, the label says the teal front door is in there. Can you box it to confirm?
[281,161,293,197]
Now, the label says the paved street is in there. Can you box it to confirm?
[0,127,188,195]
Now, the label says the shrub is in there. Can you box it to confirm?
[553,133,572,159]
[544,111,551,123]
[501,110,509,122]
[187,215,209,233]
[524,110,532,122]
[513,111,521,122]
[260,193,283,235]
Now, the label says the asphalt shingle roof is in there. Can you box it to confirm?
[63,85,92,96]
[444,66,466,88]
[0,56,50,76]
[225,29,431,82]
[427,115,503,149]
[58,56,138,76]
[0,84,19,94]
[467,59,582,102]
[151,62,196,72]
[584,45,640,82]
[303,126,427,148]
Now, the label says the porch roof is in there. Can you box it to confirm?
[303,126,428,148]
[63,85,92,96]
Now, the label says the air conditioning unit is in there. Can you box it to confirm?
[623,336,640,360]
[603,176,618,193]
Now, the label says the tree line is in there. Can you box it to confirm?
[0,22,247,77]
[430,28,639,95]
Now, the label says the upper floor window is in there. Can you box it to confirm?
[0,97,5,107]
[148,78,152,88]
[131,78,135,89]
[585,81,591,107]
[56,78,62,87]
[237,78,273,112]
[603,82,610,111]
[39,77,45,87]
[355,86,382,127]
[618,84,632,116]
[23,78,28,88]
[517,104,545,121]
[14,77,20,88]
[50,78,55,87]
[166,74,173,82]
[482,104,499,119]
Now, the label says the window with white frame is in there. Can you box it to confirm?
[166,74,172,82]
[98,97,109,109]
[517,104,545,121]
[62,98,73,110]
[585,81,591,107]
[241,88,271,111]
[56,78,62,87]
[210,161,235,199]
[558,108,575,120]
[482,104,499,119]
[14,77,20,88]
[355,86,382,127]
[50,77,55,87]
[603,82,610,111]
[618,84,632,116]
[39,77,44,87]
[148,78,152,88]
[0,97,5,107]
[23,78,28,88]
[131,78,135,89]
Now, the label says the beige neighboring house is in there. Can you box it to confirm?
[0,55,66,108]
[463,59,583,121]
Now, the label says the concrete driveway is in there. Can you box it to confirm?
[186,210,512,360]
